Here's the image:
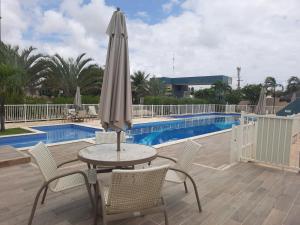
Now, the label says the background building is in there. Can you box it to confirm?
[158,75,232,98]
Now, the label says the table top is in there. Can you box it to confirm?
[78,143,157,167]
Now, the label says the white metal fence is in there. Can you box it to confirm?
[4,103,284,123]
[231,113,300,169]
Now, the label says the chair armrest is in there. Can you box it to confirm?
[46,170,93,186]
[157,155,177,163]
[57,159,80,168]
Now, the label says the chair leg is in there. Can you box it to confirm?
[188,177,202,212]
[161,198,168,225]
[28,184,47,225]
[41,186,48,205]
[183,181,188,193]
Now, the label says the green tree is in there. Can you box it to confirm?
[286,76,300,94]
[148,76,165,96]
[242,84,262,104]
[211,81,232,103]
[225,90,242,104]
[0,43,46,95]
[131,71,150,103]
[0,64,23,131]
[44,53,99,96]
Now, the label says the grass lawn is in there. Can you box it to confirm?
[0,128,32,136]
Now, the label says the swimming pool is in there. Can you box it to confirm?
[0,124,101,148]
[0,113,239,148]
[127,114,240,145]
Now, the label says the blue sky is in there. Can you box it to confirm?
[105,0,183,24]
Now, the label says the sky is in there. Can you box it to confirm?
[2,0,300,88]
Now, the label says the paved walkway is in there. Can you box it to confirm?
[1,132,300,225]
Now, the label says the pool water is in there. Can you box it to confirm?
[0,124,101,148]
[0,114,240,148]
[127,114,240,145]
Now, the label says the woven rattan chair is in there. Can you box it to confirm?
[95,165,169,225]
[157,139,202,212]
[27,142,96,225]
[95,131,126,144]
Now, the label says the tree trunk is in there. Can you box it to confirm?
[0,96,5,132]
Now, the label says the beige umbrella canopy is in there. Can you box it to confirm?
[291,92,297,102]
[99,8,132,151]
[255,87,266,115]
[74,86,82,110]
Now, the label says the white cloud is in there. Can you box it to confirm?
[2,0,300,87]
[136,11,149,19]
[162,0,180,13]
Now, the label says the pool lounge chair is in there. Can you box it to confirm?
[95,165,169,225]
[156,139,202,212]
[88,106,98,119]
[27,142,96,225]
[73,109,87,122]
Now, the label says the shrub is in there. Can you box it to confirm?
[143,96,208,105]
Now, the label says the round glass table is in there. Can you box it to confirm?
[78,143,157,167]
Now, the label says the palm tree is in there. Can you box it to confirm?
[45,53,99,97]
[148,76,165,96]
[211,81,232,103]
[286,76,300,94]
[131,71,150,103]
[0,43,47,95]
[0,64,23,131]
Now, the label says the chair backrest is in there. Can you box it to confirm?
[28,142,58,182]
[88,106,98,116]
[174,140,202,179]
[95,131,126,144]
[106,165,169,214]
[68,109,76,115]
[78,110,86,117]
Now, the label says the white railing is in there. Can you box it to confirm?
[231,113,300,169]
[4,103,284,123]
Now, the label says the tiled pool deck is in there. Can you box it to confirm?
[1,128,300,225]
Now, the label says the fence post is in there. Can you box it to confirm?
[192,104,194,114]
[24,104,27,123]
[151,105,154,118]
[46,104,49,120]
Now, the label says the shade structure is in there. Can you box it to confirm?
[74,86,82,110]
[99,9,132,151]
[255,87,266,115]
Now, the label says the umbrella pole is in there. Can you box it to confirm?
[117,131,121,151]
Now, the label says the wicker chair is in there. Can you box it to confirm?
[157,139,202,212]
[27,142,96,225]
[95,131,126,144]
[95,165,169,225]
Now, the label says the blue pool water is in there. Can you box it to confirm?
[0,124,101,148]
[127,114,240,145]
[0,114,240,148]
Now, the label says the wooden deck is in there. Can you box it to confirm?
[1,132,300,225]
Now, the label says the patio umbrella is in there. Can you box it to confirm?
[291,92,297,102]
[74,86,82,110]
[255,87,266,115]
[99,8,132,151]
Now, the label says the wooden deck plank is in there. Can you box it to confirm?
[1,133,300,225]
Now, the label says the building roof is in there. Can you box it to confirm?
[158,75,232,85]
